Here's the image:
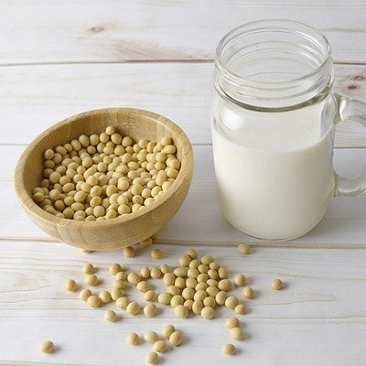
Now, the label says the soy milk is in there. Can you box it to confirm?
[212,102,336,240]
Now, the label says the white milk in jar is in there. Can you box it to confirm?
[212,101,336,240]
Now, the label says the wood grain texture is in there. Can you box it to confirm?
[0,63,366,147]
[1,1,366,365]
[0,240,366,366]
[0,0,365,65]
[14,108,193,250]
[4,145,366,246]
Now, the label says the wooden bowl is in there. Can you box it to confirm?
[14,108,193,250]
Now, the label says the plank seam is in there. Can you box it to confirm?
[1,237,366,249]
[0,60,364,67]
[0,59,214,67]
[0,143,365,149]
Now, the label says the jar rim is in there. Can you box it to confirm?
[215,19,332,87]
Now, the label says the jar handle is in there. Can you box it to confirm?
[334,93,366,197]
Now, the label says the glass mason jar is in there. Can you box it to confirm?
[211,19,366,241]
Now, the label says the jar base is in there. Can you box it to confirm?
[224,214,325,242]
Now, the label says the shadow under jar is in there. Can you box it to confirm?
[211,19,366,241]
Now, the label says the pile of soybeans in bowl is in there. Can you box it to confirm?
[32,126,181,221]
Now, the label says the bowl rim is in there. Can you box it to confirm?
[14,107,193,230]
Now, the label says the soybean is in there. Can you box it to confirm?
[39,340,55,354]
[226,317,240,329]
[230,327,244,340]
[169,330,183,346]
[222,343,236,356]
[127,333,140,346]
[151,248,163,260]
[234,274,246,286]
[99,290,111,303]
[243,286,254,299]
[146,351,159,364]
[126,301,140,315]
[145,331,159,344]
[201,306,215,320]
[271,278,283,290]
[82,263,95,274]
[174,305,188,319]
[79,288,92,301]
[153,340,167,353]
[65,279,77,292]
[85,274,99,286]
[124,246,135,258]
[144,303,157,317]
[238,243,250,255]
[109,263,122,275]
[104,310,117,322]
[162,324,175,339]
[87,295,101,308]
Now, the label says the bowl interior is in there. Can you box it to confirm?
[22,108,189,200]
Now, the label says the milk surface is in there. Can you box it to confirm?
[212,102,336,240]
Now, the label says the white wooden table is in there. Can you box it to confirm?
[1,1,366,365]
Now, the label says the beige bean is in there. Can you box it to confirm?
[222,343,236,356]
[39,340,55,353]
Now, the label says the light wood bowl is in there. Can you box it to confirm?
[14,108,193,250]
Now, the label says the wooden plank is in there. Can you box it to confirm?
[0,240,366,365]
[0,63,366,147]
[0,0,365,64]
[3,145,366,246]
